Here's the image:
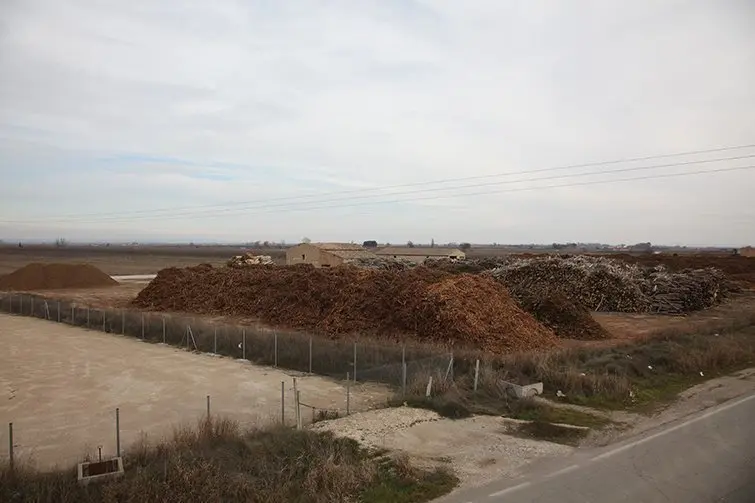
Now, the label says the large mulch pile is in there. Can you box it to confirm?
[133,265,557,352]
[0,263,118,290]
[514,292,610,340]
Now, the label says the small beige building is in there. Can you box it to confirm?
[738,246,755,258]
[374,246,466,264]
[285,242,377,267]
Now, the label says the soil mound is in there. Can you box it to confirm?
[133,265,557,353]
[514,292,610,340]
[0,263,118,291]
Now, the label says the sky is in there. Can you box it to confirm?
[1,0,754,246]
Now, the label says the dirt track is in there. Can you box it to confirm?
[0,314,387,469]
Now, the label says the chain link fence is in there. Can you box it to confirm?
[0,292,454,389]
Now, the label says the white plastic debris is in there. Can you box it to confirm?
[556,390,566,398]
[648,365,653,370]
[700,371,704,377]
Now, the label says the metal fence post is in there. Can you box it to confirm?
[308,336,313,374]
[71,305,75,325]
[346,372,351,415]
[473,359,480,393]
[280,381,285,424]
[296,391,302,430]
[8,422,13,470]
[115,408,121,457]
[206,395,211,418]
[242,329,246,360]
[402,345,406,393]
[121,310,125,335]
[293,378,299,427]
[103,310,107,332]
[87,306,90,328]
[162,317,166,343]
[402,362,407,396]
[213,327,217,354]
[444,354,454,383]
[353,342,357,383]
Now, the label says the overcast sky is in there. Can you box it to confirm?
[1,0,754,246]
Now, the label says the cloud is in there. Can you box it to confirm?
[1,0,754,245]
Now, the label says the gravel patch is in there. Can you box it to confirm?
[310,406,573,487]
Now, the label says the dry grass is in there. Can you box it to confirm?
[396,310,755,414]
[468,311,755,409]
[0,417,456,503]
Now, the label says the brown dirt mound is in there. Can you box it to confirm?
[0,263,118,290]
[515,292,610,340]
[132,265,557,353]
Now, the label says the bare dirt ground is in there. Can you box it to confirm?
[311,407,573,488]
[562,291,755,348]
[27,283,147,308]
[0,245,286,276]
[0,314,389,470]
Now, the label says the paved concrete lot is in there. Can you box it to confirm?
[0,314,387,469]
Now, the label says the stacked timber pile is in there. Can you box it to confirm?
[226,253,274,268]
[0,263,118,290]
[645,266,728,313]
[133,266,557,352]
[489,255,729,314]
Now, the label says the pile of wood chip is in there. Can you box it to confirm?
[133,265,557,352]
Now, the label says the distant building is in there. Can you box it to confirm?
[375,246,466,264]
[738,246,755,258]
[285,242,377,267]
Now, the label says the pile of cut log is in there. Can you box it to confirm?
[226,253,274,268]
[489,255,729,314]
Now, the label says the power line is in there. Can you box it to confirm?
[8,163,754,225]
[8,153,755,224]
[21,142,755,220]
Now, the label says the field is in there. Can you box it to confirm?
[2,244,755,499]
[0,314,387,470]
[0,244,286,276]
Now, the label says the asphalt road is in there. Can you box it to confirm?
[437,393,755,503]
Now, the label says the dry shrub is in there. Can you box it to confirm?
[0,417,455,503]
